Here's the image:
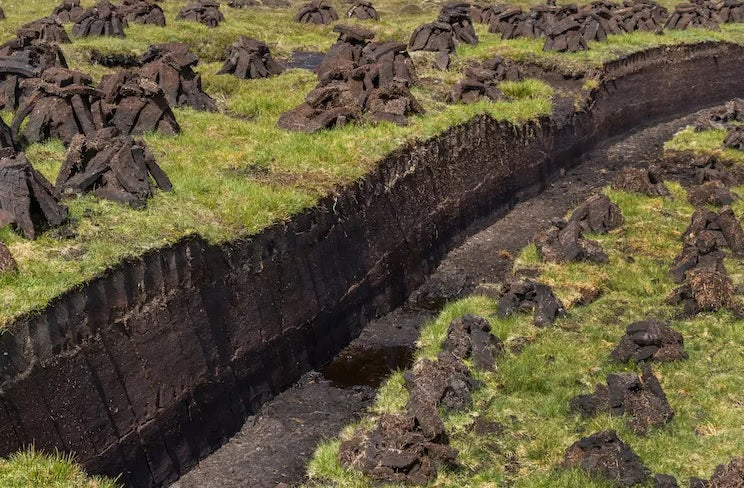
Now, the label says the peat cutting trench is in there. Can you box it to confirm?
[0,42,742,488]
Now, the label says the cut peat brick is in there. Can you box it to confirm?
[0,152,68,240]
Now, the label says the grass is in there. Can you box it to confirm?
[0,0,742,324]
[305,172,744,486]
[0,448,119,487]
[665,126,744,165]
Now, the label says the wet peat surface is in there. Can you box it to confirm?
[170,111,701,488]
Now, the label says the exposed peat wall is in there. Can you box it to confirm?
[0,42,742,487]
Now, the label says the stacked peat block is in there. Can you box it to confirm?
[139,43,217,111]
[470,4,508,24]
[11,68,103,145]
[73,1,128,37]
[439,2,479,44]
[0,119,13,150]
[57,127,172,207]
[544,15,590,51]
[490,4,575,40]
[177,1,225,28]
[93,69,181,135]
[0,39,68,111]
[52,0,85,23]
[718,0,744,22]
[294,0,339,23]
[347,0,379,20]
[611,0,668,31]
[118,0,167,26]
[228,0,292,7]
[0,152,68,239]
[278,25,421,132]
[409,2,478,70]
[451,56,522,102]
[217,36,284,79]
[664,0,722,29]
[724,125,744,150]
[17,17,71,44]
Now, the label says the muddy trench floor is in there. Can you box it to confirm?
[169,110,702,488]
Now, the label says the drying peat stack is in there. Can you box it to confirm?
[294,0,339,24]
[612,0,668,31]
[719,0,744,22]
[279,25,421,131]
[73,1,128,37]
[0,152,68,240]
[439,2,479,44]
[470,4,508,24]
[490,5,577,40]
[118,0,166,26]
[664,0,722,30]
[347,0,379,20]
[139,43,217,111]
[228,0,292,7]
[11,68,102,145]
[17,17,71,44]
[94,70,180,135]
[57,127,172,207]
[408,21,455,70]
[409,2,477,69]
[451,56,522,102]
[317,24,376,78]
[610,319,688,363]
[177,1,225,28]
[0,40,68,111]
[52,0,85,23]
[544,15,590,52]
[724,125,744,150]
[217,36,284,79]
[563,431,650,485]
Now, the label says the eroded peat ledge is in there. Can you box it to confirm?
[0,41,742,487]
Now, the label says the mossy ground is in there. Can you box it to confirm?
[306,168,744,486]
[0,0,742,324]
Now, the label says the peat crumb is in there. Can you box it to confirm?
[497,279,565,327]
[534,219,609,263]
[708,457,744,487]
[688,180,738,206]
[442,314,504,371]
[667,266,740,316]
[612,166,671,197]
[570,366,674,435]
[563,430,650,486]
[610,319,687,363]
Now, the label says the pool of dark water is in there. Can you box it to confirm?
[322,345,415,389]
